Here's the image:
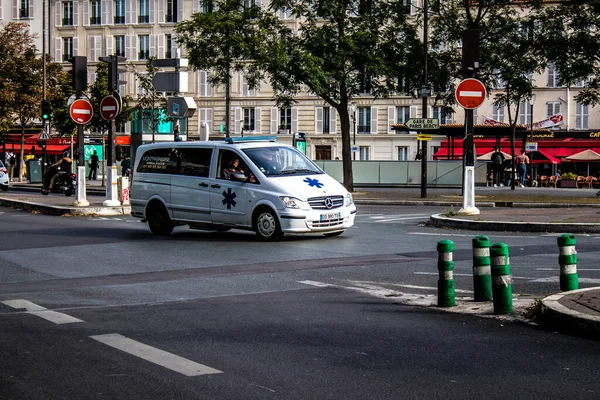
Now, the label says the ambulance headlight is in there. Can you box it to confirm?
[280,196,302,209]
[345,192,354,206]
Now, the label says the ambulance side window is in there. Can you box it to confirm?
[177,148,213,177]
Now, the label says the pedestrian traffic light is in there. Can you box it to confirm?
[70,56,88,91]
[41,100,52,121]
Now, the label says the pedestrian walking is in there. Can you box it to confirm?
[490,147,505,187]
[121,155,131,177]
[516,150,530,187]
[6,150,16,182]
[415,150,423,160]
[88,150,99,180]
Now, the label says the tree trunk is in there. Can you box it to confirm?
[338,105,354,192]
[19,125,25,182]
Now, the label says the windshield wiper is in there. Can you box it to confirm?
[277,168,315,176]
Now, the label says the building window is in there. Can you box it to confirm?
[396,106,410,124]
[115,35,125,58]
[165,34,173,58]
[546,101,561,118]
[201,0,214,13]
[358,107,371,133]
[359,146,370,160]
[139,0,150,23]
[518,101,533,125]
[433,107,452,124]
[491,69,506,89]
[114,0,125,24]
[492,104,505,123]
[62,37,73,62]
[139,35,150,60]
[547,64,560,88]
[63,1,74,25]
[323,107,330,133]
[19,0,29,18]
[166,0,178,22]
[243,108,255,131]
[90,0,101,24]
[397,147,408,161]
[279,108,292,131]
[575,102,589,130]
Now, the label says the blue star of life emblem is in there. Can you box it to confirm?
[222,188,237,209]
[304,177,324,188]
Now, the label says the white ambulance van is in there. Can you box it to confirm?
[130,137,356,240]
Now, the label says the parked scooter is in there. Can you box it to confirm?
[41,166,76,196]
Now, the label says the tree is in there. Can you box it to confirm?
[0,22,43,181]
[133,58,169,143]
[176,0,422,192]
[428,0,546,189]
[538,0,600,106]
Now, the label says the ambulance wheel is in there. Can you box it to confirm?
[148,204,173,236]
[254,208,282,241]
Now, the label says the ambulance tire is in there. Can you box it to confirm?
[147,203,174,236]
[254,207,282,241]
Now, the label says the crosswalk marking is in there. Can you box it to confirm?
[1,299,83,324]
[91,333,223,377]
[356,213,430,224]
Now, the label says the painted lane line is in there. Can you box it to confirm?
[531,277,600,284]
[90,334,222,377]
[1,299,83,324]
[414,272,538,280]
[536,268,600,272]
[407,232,540,239]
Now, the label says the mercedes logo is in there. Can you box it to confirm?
[324,197,334,209]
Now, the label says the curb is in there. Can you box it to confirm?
[542,288,600,339]
[429,213,600,233]
[355,198,600,208]
[0,197,130,216]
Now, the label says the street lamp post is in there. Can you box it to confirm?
[350,102,357,160]
[529,94,536,187]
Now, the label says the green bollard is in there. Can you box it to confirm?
[557,234,579,291]
[472,235,492,302]
[437,240,456,307]
[490,243,513,315]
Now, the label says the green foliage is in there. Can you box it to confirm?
[561,172,578,181]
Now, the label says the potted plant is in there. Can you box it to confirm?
[559,172,578,188]
[278,125,290,135]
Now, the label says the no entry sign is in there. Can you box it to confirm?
[69,98,93,124]
[100,95,120,121]
[455,78,486,109]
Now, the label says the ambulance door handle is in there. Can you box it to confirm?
[211,184,221,189]
[198,182,209,187]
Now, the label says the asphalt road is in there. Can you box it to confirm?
[1,204,600,399]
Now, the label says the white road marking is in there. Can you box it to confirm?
[531,277,600,284]
[1,299,83,324]
[90,333,223,377]
[407,232,540,239]
[413,271,537,280]
[536,268,600,272]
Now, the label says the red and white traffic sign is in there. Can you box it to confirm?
[100,95,120,121]
[455,78,486,110]
[69,98,93,124]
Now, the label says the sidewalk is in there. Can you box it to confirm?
[1,181,600,339]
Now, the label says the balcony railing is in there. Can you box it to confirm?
[166,13,176,23]
[62,17,74,26]
[139,51,149,60]
[114,15,125,24]
[138,15,149,23]
[19,8,29,18]
[90,16,101,25]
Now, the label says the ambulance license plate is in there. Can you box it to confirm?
[320,212,341,221]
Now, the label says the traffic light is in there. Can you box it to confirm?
[70,56,88,91]
[41,100,52,121]
[100,55,127,91]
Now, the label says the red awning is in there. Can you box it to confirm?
[5,143,70,156]
[542,147,600,160]
[526,149,561,164]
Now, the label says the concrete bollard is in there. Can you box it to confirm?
[557,234,579,291]
[472,235,492,302]
[490,243,513,315]
[437,240,456,307]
